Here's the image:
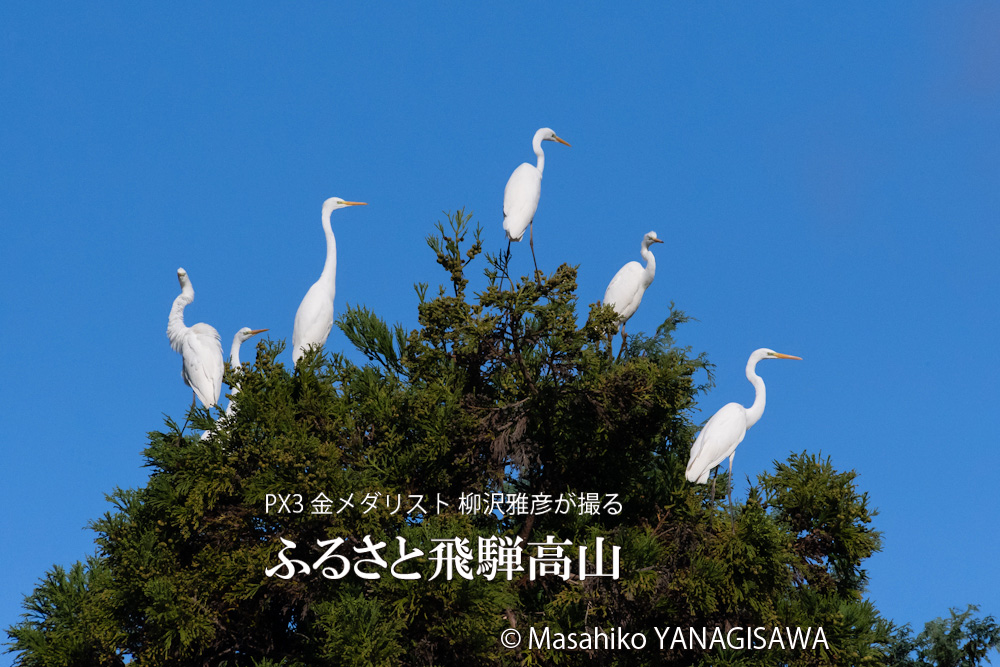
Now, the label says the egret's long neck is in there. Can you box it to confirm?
[640,242,657,287]
[168,290,192,328]
[230,338,243,368]
[533,136,546,175]
[227,337,245,416]
[320,209,337,289]
[166,285,194,351]
[745,358,767,430]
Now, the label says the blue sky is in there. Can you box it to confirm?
[2,3,998,659]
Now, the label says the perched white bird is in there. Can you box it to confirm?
[200,327,269,441]
[685,348,802,506]
[292,197,367,365]
[166,268,224,408]
[603,231,664,344]
[225,327,268,417]
[503,127,570,275]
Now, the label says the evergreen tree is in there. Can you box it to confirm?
[887,606,1000,667]
[6,211,996,667]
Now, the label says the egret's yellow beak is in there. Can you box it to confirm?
[342,201,367,206]
[554,136,571,147]
[249,329,269,336]
[773,353,802,360]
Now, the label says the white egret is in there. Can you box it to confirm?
[503,127,570,275]
[602,231,664,347]
[685,348,802,508]
[200,327,269,441]
[225,327,268,417]
[292,197,367,365]
[166,268,224,409]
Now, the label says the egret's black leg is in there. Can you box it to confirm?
[504,240,514,291]
[618,326,628,361]
[728,454,736,532]
[529,221,540,283]
[179,392,196,438]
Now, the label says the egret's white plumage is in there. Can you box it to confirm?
[166,268,224,408]
[503,127,570,273]
[603,231,664,337]
[225,327,267,417]
[199,326,269,441]
[685,348,802,501]
[292,197,366,365]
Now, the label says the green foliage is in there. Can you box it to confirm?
[6,211,995,667]
[6,557,125,666]
[337,304,408,377]
[759,452,882,596]
[887,606,1000,667]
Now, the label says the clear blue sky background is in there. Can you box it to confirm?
[2,3,998,660]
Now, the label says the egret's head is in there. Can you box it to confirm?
[236,327,268,343]
[535,127,571,147]
[755,348,803,362]
[643,231,664,247]
[322,197,368,218]
[176,267,190,287]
